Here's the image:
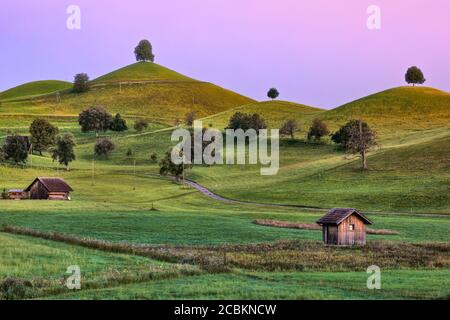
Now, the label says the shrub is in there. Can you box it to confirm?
[94,138,116,158]
[126,148,133,157]
[0,278,34,300]
[109,113,128,132]
[134,119,149,132]
[150,152,158,163]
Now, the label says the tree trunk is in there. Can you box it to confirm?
[361,150,368,170]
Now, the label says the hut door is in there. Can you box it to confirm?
[348,223,355,245]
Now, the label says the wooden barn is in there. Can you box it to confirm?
[317,208,372,246]
[24,177,73,200]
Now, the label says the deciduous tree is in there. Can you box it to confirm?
[134,39,155,62]
[29,119,59,155]
[405,66,426,86]
[280,120,299,139]
[307,119,329,142]
[78,106,112,137]
[51,133,76,170]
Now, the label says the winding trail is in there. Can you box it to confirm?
[179,178,450,218]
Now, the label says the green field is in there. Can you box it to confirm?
[0,62,449,300]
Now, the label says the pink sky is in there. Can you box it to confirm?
[1,0,449,108]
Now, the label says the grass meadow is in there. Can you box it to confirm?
[0,65,449,299]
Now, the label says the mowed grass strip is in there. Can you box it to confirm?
[0,232,201,299]
[3,226,449,273]
[45,269,450,300]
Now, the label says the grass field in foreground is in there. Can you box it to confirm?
[46,269,450,300]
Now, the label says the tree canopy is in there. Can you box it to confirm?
[94,138,116,158]
[3,135,29,164]
[78,106,112,136]
[227,112,267,131]
[109,113,128,132]
[267,88,279,100]
[307,119,329,142]
[134,39,155,62]
[405,66,426,86]
[51,133,76,170]
[280,120,299,139]
[29,119,59,155]
[73,73,90,93]
[331,119,377,170]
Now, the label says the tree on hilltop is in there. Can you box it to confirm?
[134,39,155,62]
[267,88,279,100]
[405,66,426,86]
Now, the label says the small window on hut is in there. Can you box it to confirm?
[349,224,355,231]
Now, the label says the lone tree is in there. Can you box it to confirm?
[134,39,155,62]
[184,112,196,127]
[109,113,128,132]
[159,150,184,181]
[267,88,279,100]
[405,66,426,86]
[134,119,149,132]
[78,106,112,137]
[307,119,329,142]
[29,119,59,155]
[94,138,116,158]
[73,73,90,93]
[3,135,29,164]
[331,120,377,170]
[50,133,76,170]
[280,119,299,139]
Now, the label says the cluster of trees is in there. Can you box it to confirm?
[227,112,267,131]
[0,119,76,170]
[78,106,149,136]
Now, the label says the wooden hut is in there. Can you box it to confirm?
[24,177,73,200]
[316,208,372,246]
[7,189,25,200]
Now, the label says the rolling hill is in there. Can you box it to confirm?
[91,62,194,84]
[0,80,72,102]
[0,62,255,123]
[319,86,450,134]
[201,100,324,130]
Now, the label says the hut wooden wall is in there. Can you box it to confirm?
[337,213,366,245]
[29,181,49,199]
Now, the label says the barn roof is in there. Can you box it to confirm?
[24,177,73,193]
[316,208,372,225]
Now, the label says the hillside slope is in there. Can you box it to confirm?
[0,63,255,123]
[320,86,450,133]
[201,100,324,130]
[0,80,72,101]
[92,62,194,84]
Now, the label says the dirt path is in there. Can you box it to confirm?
[180,178,450,218]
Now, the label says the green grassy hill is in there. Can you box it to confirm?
[0,80,71,102]
[320,86,450,134]
[0,63,255,123]
[92,62,194,84]
[201,100,324,130]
